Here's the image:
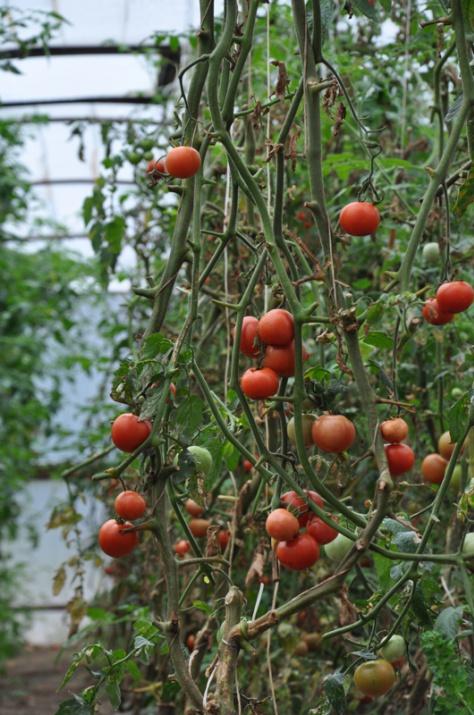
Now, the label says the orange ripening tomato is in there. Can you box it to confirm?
[257,309,294,347]
[436,281,474,314]
[186,633,196,651]
[421,453,448,484]
[265,508,300,541]
[235,316,260,357]
[263,341,309,377]
[380,417,408,444]
[173,539,191,556]
[188,518,211,538]
[276,533,320,570]
[218,529,231,550]
[111,413,152,453]
[339,201,380,236]
[385,443,415,476]
[280,490,324,526]
[114,490,147,520]
[438,431,456,460]
[98,519,138,558]
[165,146,201,179]
[353,659,396,697]
[422,298,454,325]
[184,499,204,517]
[240,367,279,399]
[243,459,254,472]
[312,414,356,453]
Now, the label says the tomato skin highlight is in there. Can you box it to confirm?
[262,341,308,377]
[184,498,204,517]
[240,367,279,399]
[111,413,152,453]
[353,659,396,697]
[385,443,415,476]
[280,490,324,526]
[380,418,408,443]
[436,281,474,313]
[257,309,294,347]
[114,490,147,520]
[339,201,380,236]
[421,453,448,484]
[98,519,138,558]
[276,532,320,570]
[165,146,201,178]
[236,316,260,357]
[312,414,356,453]
[265,508,300,541]
[307,516,338,545]
[189,518,211,538]
[422,298,454,325]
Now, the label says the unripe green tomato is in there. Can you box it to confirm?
[462,533,474,557]
[144,150,154,161]
[450,464,462,492]
[422,242,440,265]
[188,445,213,475]
[277,622,296,640]
[127,151,141,165]
[287,414,315,447]
[379,635,406,663]
[139,138,155,151]
[451,387,463,400]
[324,534,353,562]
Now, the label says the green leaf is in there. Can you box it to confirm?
[141,333,173,359]
[434,606,463,640]
[363,331,393,349]
[447,392,469,443]
[54,696,93,715]
[104,216,126,254]
[192,599,213,615]
[351,0,378,20]
[453,165,474,218]
[82,196,94,226]
[175,395,204,435]
[105,679,121,709]
[323,672,346,715]
[87,607,114,622]
[365,302,384,324]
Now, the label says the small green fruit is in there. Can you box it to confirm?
[450,465,462,492]
[422,242,440,265]
[188,445,213,475]
[451,387,463,400]
[324,534,353,562]
[379,635,406,663]
[287,414,315,447]
[462,533,474,557]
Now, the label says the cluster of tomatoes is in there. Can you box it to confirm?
[173,498,230,556]
[99,490,147,558]
[146,145,201,180]
[265,490,339,571]
[238,308,303,399]
[422,280,473,325]
[421,430,458,485]
[380,417,415,477]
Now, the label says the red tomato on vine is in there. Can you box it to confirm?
[311,414,356,453]
[257,309,294,347]
[111,413,151,453]
[165,146,201,178]
[240,367,279,399]
[385,443,415,476]
[276,533,320,570]
[436,281,473,313]
[114,491,147,520]
[339,201,380,236]
[98,519,138,558]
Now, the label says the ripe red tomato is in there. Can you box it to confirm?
[421,453,448,484]
[385,443,415,476]
[312,414,356,453]
[262,341,309,377]
[353,659,396,697]
[165,146,201,179]
[296,208,313,229]
[146,159,166,174]
[235,316,260,357]
[436,281,474,313]
[422,298,454,325]
[184,499,204,517]
[218,529,231,550]
[173,539,191,556]
[114,490,147,520]
[111,413,152,453]
[280,490,324,526]
[276,532,320,570]
[339,201,380,236]
[186,633,196,651]
[240,367,279,399]
[307,516,338,545]
[189,518,210,538]
[243,459,254,472]
[438,431,456,460]
[265,508,300,541]
[98,519,138,558]
[257,309,294,347]
[380,418,408,444]
[146,159,156,173]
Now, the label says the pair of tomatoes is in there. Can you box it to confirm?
[380,417,415,477]
[422,281,473,325]
[239,308,297,399]
[266,491,339,571]
[421,430,458,485]
[146,145,201,179]
[99,490,147,558]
